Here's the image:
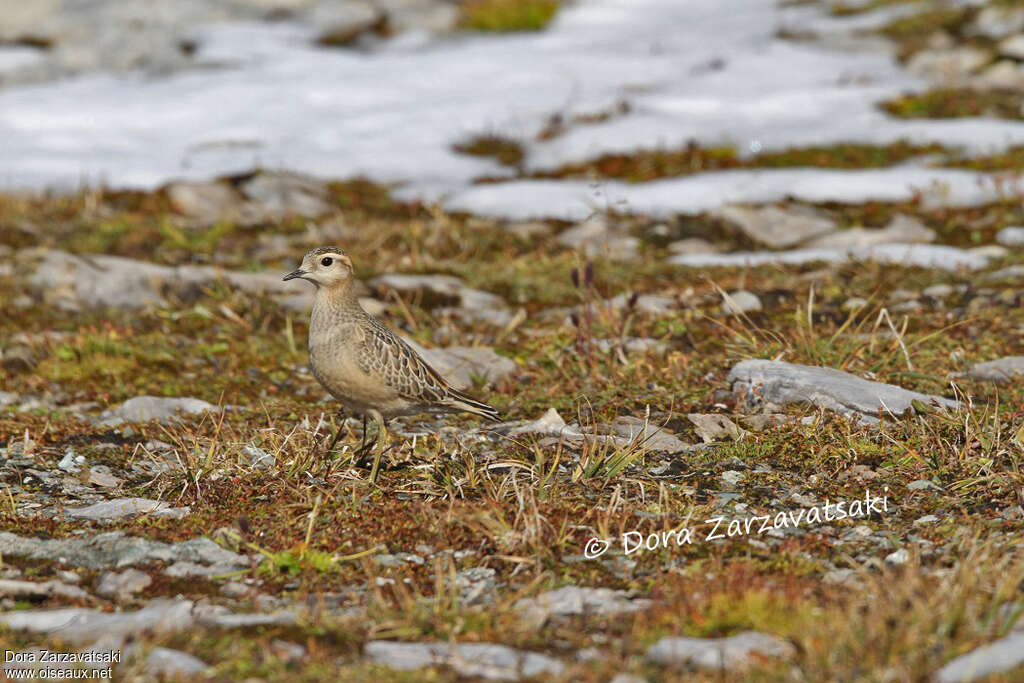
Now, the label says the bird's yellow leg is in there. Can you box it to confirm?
[368,410,387,484]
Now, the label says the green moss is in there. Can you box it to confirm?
[882,89,1024,121]
[453,134,526,167]
[459,0,560,32]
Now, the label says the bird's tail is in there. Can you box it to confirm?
[445,390,501,422]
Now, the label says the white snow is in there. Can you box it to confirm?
[0,0,1022,219]
[442,168,1020,221]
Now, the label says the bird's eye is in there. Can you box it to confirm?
[321,257,333,267]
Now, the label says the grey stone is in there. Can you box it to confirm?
[728,360,958,424]
[242,444,275,470]
[95,568,152,600]
[370,273,506,313]
[166,180,242,223]
[996,226,1024,246]
[668,237,719,255]
[409,343,516,391]
[455,567,497,605]
[922,283,954,299]
[906,47,989,84]
[509,408,569,436]
[967,357,1024,384]
[64,497,190,520]
[0,530,247,570]
[556,215,640,261]
[646,631,795,670]
[970,60,1024,90]
[238,171,333,219]
[722,290,762,315]
[715,205,835,249]
[983,264,1024,281]
[611,416,689,453]
[999,34,1024,61]
[687,414,746,443]
[973,8,1024,39]
[907,479,942,491]
[0,599,195,646]
[803,214,935,249]
[365,641,565,680]
[25,249,307,311]
[933,632,1024,683]
[96,396,216,426]
[885,548,909,565]
[515,586,652,624]
[669,244,992,272]
[593,338,669,355]
[607,293,676,316]
[0,579,90,601]
[145,647,208,678]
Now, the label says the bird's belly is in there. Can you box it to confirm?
[309,342,402,410]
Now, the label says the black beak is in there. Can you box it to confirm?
[283,269,306,282]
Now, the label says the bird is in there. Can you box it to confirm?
[283,246,500,481]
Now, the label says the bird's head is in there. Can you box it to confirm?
[283,246,353,289]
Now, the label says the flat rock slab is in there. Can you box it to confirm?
[63,497,190,520]
[933,632,1024,683]
[728,360,958,424]
[0,530,246,571]
[95,395,217,426]
[24,249,307,311]
[714,205,836,249]
[0,599,295,648]
[144,647,209,678]
[365,641,565,681]
[669,243,993,272]
[408,342,516,391]
[967,357,1024,384]
[0,579,91,601]
[370,273,506,312]
[646,631,795,671]
[515,586,652,625]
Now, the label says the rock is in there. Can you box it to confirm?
[0,391,18,408]
[165,180,242,223]
[0,579,91,601]
[63,497,191,520]
[364,641,565,680]
[646,631,795,671]
[515,586,652,627]
[999,34,1024,61]
[509,408,569,436]
[885,548,909,565]
[727,360,958,424]
[721,470,745,487]
[611,416,689,453]
[906,47,989,84]
[0,345,35,373]
[969,245,1009,260]
[668,237,719,255]
[970,60,1024,90]
[983,264,1024,281]
[145,647,209,678]
[668,244,992,272]
[370,273,506,313]
[238,171,333,219]
[270,639,307,664]
[95,396,217,426]
[803,214,935,249]
[25,249,307,311]
[0,530,247,571]
[973,8,1024,39]
[842,297,868,311]
[933,632,1024,683]
[556,215,640,261]
[503,221,553,239]
[95,569,152,601]
[922,283,953,299]
[242,444,275,470]
[907,479,942,492]
[715,205,836,249]
[609,675,647,683]
[593,337,670,355]
[607,293,676,316]
[57,447,83,473]
[409,343,516,391]
[193,604,295,628]
[967,357,1024,384]
[314,3,385,47]
[0,599,195,646]
[687,414,746,443]
[996,226,1024,246]
[721,290,762,315]
[454,567,496,605]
